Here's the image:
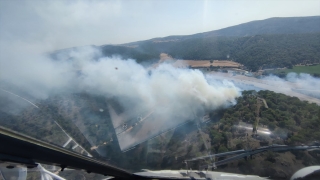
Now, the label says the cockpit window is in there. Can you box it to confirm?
[0,0,320,179]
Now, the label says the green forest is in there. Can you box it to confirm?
[207,90,320,150]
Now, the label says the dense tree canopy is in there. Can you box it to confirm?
[207,90,320,148]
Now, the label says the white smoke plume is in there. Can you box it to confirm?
[261,73,320,99]
[0,45,241,115]
[0,45,241,150]
[211,71,320,105]
[0,0,242,152]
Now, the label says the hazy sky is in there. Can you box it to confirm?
[0,0,319,50]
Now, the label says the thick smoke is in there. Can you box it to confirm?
[0,1,240,152]
[0,46,242,151]
[0,46,241,117]
[211,71,320,105]
[261,73,320,99]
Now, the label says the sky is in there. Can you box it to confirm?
[0,0,319,50]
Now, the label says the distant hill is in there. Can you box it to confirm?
[206,16,320,36]
[51,16,320,71]
[123,16,320,46]
[98,33,320,71]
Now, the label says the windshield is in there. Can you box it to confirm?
[0,0,320,179]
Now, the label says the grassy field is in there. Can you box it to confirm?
[279,64,320,74]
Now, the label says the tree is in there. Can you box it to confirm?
[265,151,276,163]
[268,122,276,130]
[218,145,228,153]
[236,142,244,150]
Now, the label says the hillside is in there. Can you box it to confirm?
[50,16,320,71]
[124,16,320,46]
[99,33,320,71]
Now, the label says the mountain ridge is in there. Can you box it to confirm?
[121,16,320,46]
[51,16,320,71]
